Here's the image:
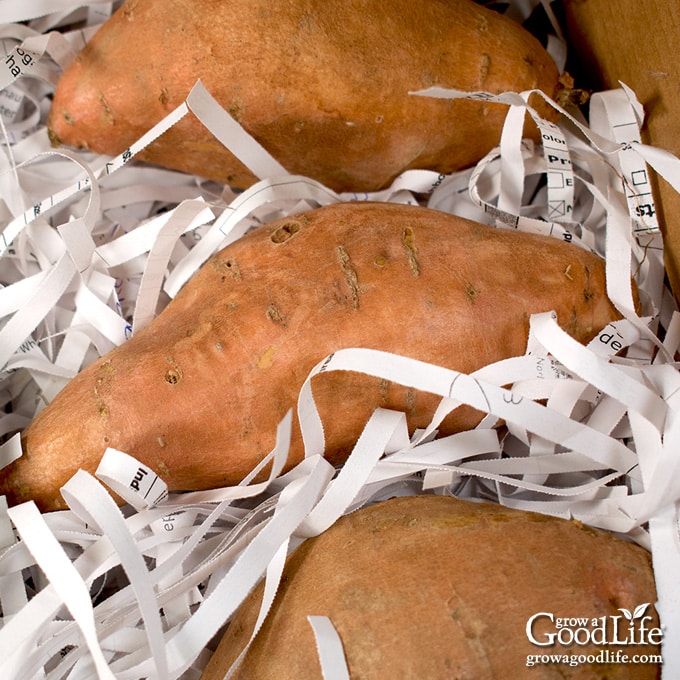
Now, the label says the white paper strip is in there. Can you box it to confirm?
[60,470,169,680]
[308,616,351,680]
[95,448,169,510]
[186,80,289,181]
[0,0,114,24]
[0,6,678,678]
[7,501,115,679]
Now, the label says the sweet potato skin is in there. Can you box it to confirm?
[6,202,622,511]
[47,0,561,192]
[201,494,660,679]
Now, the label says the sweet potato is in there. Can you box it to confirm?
[5,202,623,511]
[201,494,660,679]
[47,0,563,192]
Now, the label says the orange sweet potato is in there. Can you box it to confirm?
[4,202,624,511]
[201,494,660,679]
[47,0,563,192]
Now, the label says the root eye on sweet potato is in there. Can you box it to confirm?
[1,202,626,512]
[46,0,563,192]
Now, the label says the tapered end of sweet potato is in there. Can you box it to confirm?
[0,436,77,511]
[47,47,152,157]
[1,389,112,512]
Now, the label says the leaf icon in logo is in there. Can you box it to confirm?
[633,603,650,619]
[618,603,650,621]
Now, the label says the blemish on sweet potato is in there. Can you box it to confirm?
[93,360,115,418]
[164,357,183,385]
[270,222,301,244]
[96,359,115,378]
[406,388,416,415]
[266,302,286,326]
[567,307,580,336]
[227,98,245,122]
[99,93,115,125]
[257,346,277,370]
[379,378,390,404]
[582,266,595,302]
[465,283,481,304]
[480,53,491,84]
[402,227,420,276]
[47,127,63,147]
[211,257,241,281]
[337,245,360,309]
[165,369,182,384]
[450,607,464,622]
[123,0,138,20]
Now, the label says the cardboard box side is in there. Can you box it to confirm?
[563,0,680,300]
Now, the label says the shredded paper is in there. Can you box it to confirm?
[0,1,679,678]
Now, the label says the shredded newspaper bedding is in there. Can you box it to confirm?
[0,1,679,678]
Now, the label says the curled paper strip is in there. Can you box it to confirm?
[95,448,169,510]
[0,2,679,679]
